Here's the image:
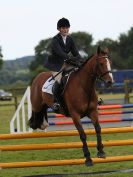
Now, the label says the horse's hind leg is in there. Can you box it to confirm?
[41,104,49,130]
[28,104,49,130]
[71,113,93,166]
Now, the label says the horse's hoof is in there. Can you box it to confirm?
[97,151,106,158]
[85,159,94,166]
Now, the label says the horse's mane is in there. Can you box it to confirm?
[78,54,94,70]
[78,49,108,71]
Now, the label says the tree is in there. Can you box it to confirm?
[30,31,94,74]
[117,27,133,69]
[96,38,121,69]
[30,27,133,72]
[0,46,3,70]
[71,32,93,55]
[29,39,51,72]
[118,27,133,59]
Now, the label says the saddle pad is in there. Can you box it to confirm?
[42,77,55,94]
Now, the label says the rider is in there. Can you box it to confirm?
[47,17,81,112]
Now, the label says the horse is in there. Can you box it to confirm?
[28,46,114,166]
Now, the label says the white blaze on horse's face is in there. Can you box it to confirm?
[105,58,114,82]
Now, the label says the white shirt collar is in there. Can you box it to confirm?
[61,35,67,44]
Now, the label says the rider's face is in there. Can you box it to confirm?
[58,27,70,36]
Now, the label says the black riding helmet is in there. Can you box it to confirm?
[57,18,70,29]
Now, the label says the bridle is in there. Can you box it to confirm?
[95,55,112,82]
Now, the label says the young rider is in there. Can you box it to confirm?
[47,17,81,112]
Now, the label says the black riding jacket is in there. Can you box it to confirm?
[46,33,80,71]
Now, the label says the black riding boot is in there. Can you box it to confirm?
[52,81,62,112]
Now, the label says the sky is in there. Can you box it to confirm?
[0,0,133,60]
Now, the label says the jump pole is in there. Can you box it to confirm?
[98,104,133,110]
[1,139,133,151]
[0,155,133,169]
[1,127,133,140]
[48,118,133,125]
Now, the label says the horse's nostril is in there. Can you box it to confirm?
[106,81,112,87]
[108,81,112,84]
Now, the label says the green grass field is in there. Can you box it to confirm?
[0,93,133,177]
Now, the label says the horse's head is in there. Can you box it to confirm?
[94,46,114,87]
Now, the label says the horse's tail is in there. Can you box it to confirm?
[28,104,48,130]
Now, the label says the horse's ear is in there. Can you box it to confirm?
[97,46,101,54]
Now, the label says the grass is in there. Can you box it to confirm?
[0,93,133,177]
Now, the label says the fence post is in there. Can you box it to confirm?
[14,96,18,110]
[124,80,129,104]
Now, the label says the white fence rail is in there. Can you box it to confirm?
[10,87,32,133]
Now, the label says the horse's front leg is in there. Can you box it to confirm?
[71,113,93,166]
[90,111,106,158]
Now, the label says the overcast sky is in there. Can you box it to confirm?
[0,0,133,60]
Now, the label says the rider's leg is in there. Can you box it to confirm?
[52,80,62,112]
[52,63,70,112]
[52,64,67,112]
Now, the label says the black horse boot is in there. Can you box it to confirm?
[52,81,61,113]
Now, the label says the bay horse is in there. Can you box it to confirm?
[28,46,114,166]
